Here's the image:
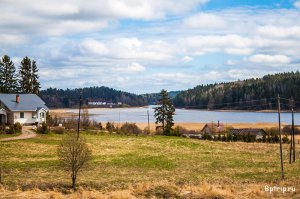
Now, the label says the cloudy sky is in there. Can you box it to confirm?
[1,0,300,94]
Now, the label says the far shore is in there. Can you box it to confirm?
[49,108,284,130]
[50,106,297,113]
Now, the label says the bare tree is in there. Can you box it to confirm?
[58,134,92,190]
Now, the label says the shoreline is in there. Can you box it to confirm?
[50,107,297,113]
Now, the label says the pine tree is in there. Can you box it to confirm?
[19,56,32,93]
[0,55,18,93]
[31,60,40,94]
[154,89,175,136]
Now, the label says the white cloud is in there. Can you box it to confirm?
[112,62,146,73]
[78,37,175,61]
[183,35,253,55]
[257,25,300,38]
[0,0,209,38]
[294,1,300,9]
[248,54,291,65]
[0,34,27,44]
[181,56,193,63]
[225,60,236,66]
[183,13,226,29]
[79,39,108,56]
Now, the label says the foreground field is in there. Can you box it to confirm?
[0,133,299,198]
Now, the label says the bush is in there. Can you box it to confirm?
[106,122,116,133]
[120,123,142,135]
[37,122,49,134]
[52,126,65,134]
[0,124,6,134]
[172,126,189,136]
[14,122,22,133]
[7,125,15,134]
[282,135,289,144]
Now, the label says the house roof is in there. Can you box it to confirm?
[0,94,48,111]
[230,128,266,136]
[201,123,225,133]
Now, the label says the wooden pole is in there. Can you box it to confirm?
[147,109,151,134]
[77,90,82,140]
[292,107,296,162]
[289,108,293,164]
[277,95,284,180]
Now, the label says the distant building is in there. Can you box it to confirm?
[201,121,225,135]
[230,128,266,140]
[0,94,48,125]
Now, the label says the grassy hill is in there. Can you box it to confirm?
[1,133,299,198]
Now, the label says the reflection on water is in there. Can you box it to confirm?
[65,106,300,124]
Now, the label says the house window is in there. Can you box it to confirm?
[32,112,36,119]
[20,112,24,118]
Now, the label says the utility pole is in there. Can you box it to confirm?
[147,109,150,134]
[277,95,284,179]
[77,90,82,140]
[292,107,296,162]
[289,108,294,164]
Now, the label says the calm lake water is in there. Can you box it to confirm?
[66,106,300,124]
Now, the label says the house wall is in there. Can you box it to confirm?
[13,111,37,124]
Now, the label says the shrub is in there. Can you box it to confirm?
[172,126,188,136]
[7,125,15,134]
[52,127,65,134]
[106,122,116,133]
[98,122,103,130]
[37,122,49,134]
[0,124,6,134]
[282,135,289,144]
[13,122,22,133]
[155,128,163,135]
[120,123,142,135]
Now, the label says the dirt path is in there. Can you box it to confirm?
[0,126,37,141]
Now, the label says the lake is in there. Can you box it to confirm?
[66,106,300,124]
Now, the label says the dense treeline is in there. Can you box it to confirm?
[173,71,300,110]
[141,91,180,105]
[0,55,40,94]
[40,86,147,108]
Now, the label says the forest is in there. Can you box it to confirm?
[173,71,300,110]
[40,86,147,108]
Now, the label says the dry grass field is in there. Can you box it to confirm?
[0,132,300,198]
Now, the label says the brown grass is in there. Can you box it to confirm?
[134,122,281,131]
[1,181,299,199]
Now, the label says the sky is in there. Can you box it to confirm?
[1,0,300,94]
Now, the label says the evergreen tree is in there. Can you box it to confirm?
[154,89,175,136]
[0,55,18,93]
[31,60,40,94]
[19,56,32,93]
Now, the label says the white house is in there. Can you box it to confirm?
[0,94,49,125]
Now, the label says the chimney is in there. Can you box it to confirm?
[16,94,20,103]
[218,120,220,127]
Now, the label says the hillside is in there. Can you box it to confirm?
[173,71,300,110]
[141,91,180,105]
[40,86,147,108]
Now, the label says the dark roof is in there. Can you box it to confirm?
[0,94,48,111]
[230,128,266,136]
